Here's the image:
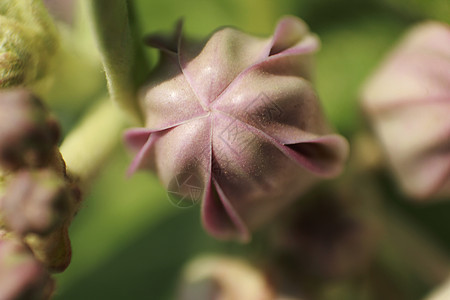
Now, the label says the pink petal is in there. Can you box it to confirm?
[211,112,320,231]
[125,131,160,176]
[201,178,250,242]
[285,135,349,177]
[212,65,329,144]
[123,128,153,152]
[151,116,212,188]
[269,16,318,56]
[373,101,450,198]
[178,28,270,106]
[139,51,207,131]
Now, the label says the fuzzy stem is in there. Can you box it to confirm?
[86,0,143,123]
[60,98,126,184]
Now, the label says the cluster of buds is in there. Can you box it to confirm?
[0,88,79,298]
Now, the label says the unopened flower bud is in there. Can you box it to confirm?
[25,222,72,273]
[1,169,73,236]
[178,255,274,300]
[361,21,450,199]
[0,0,59,87]
[0,234,54,300]
[0,89,61,171]
[125,16,349,241]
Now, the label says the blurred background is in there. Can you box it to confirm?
[42,0,450,299]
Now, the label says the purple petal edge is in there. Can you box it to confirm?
[201,178,250,242]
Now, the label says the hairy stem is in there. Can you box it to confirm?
[86,0,145,123]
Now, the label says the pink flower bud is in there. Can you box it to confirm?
[1,169,73,236]
[361,22,450,199]
[0,234,54,300]
[0,89,60,171]
[125,16,349,241]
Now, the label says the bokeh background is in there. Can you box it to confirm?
[44,0,450,299]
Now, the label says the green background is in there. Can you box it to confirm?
[50,0,450,299]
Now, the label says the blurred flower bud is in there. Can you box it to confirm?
[0,0,59,88]
[125,16,349,241]
[177,255,275,300]
[361,21,450,199]
[269,190,378,281]
[0,234,54,300]
[25,222,72,273]
[0,89,61,171]
[1,169,73,236]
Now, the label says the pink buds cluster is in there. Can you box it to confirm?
[0,88,79,298]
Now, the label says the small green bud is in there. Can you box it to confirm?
[0,0,59,88]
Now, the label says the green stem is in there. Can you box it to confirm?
[86,0,144,124]
[60,98,126,184]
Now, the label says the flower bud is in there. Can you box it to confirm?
[125,16,349,241]
[1,169,73,236]
[0,0,59,88]
[177,255,274,300]
[361,21,450,199]
[0,233,54,300]
[0,89,60,171]
[25,223,72,273]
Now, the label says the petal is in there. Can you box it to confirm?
[139,51,207,131]
[211,112,320,231]
[124,129,161,176]
[123,128,153,152]
[362,23,450,113]
[201,178,250,242]
[269,16,318,56]
[212,65,329,144]
[179,27,270,105]
[151,116,212,188]
[285,135,349,177]
[212,63,349,177]
[373,101,450,197]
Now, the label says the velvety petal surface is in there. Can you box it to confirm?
[362,21,450,199]
[139,52,207,131]
[209,112,320,235]
[179,28,270,105]
[126,16,349,240]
